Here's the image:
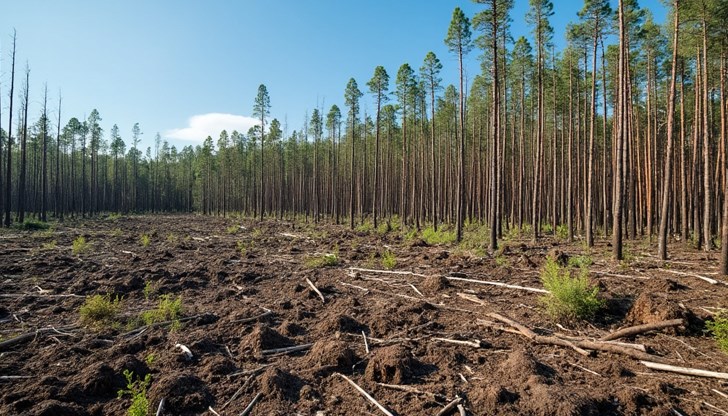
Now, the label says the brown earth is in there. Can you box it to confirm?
[1,215,728,415]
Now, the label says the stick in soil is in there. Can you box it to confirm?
[208,406,221,416]
[433,337,484,348]
[155,398,165,416]
[239,392,262,416]
[261,343,312,355]
[446,276,548,293]
[306,277,326,303]
[336,373,395,416]
[659,268,719,285]
[600,319,684,341]
[457,403,467,416]
[408,283,424,297]
[230,308,273,324]
[435,397,463,416]
[362,331,370,354]
[375,382,445,401]
[640,361,728,380]
[348,267,428,278]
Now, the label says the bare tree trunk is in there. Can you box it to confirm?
[4,31,17,228]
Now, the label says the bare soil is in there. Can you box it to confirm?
[1,215,728,415]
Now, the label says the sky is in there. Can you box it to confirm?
[0,0,667,152]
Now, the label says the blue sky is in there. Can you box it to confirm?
[1,0,666,151]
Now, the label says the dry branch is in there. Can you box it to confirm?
[155,398,165,416]
[0,325,78,351]
[121,313,210,338]
[375,382,444,401]
[261,343,312,355]
[640,361,728,380]
[433,337,484,348]
[487,312,669,362]
[601,319,684,341]
[447,276,548,293]
[659,269,719,285]
[348,267,428,278]
[239,392,262,416]
[592,271,650,280]
[362,331,370,354]
[435,397,463,416]
[230,308,273,324]
[175,343,193,360]
[306,278,326,303]
[408,283,424,297]
[208,406,221,416]
[337,373,394,416]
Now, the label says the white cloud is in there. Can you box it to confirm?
[165,113,259,141]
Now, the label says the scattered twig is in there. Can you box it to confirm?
[337,373,394,416]
[565,362,602,377]
[230,308,273,324]
[362,331,370,354]
[227,364,272,379]
[601,319,684,341]
[155,398,165,416]
[348,267,427,278]
[435,397,463,416]
[208,406,221,416]
[712,389,728,399]
[175,343,193,360]
[640,361,728,380]
[458,373,468,383]
[0,375,34,380]
[261,343,312,355]
[0,325,79,351]
[457,403,467,416]
[239,392,262,416]
[433,337,484,348]
[592,271,650,280]
[121,313,210,338]
[703,401,728,416]
[446,276,548,293]
[659,269,719,285]
[375,382,444,401]
[408,283,424,297]
[306,278,326,303]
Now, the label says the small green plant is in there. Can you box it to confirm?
[556,224,569,240]
[110,228,123,237]
[495,253,509,268]
[139,234,151,248]
[568,254,593,269]
[539,257,603,322]
[145,353,156,366]
[355,221,374,233]
[107,213,122,221]
[541,223,554,234]
[72,236,90,255]
[381,250,397,270]
[165,233,177,243]
[421,226,457,245]
[707,312,728,353]
[18,219,50,231]
[226,225,240,234]
[403,227,418,242]
[143,281,154,300]
[117,369,151,416]
[140,294,183,327]
[42,240,57,250]
[80,294,122,327]
[305,252,340,268]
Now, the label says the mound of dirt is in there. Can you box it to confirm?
[626,291,684,326]
[547,249,570,266]
[239,325,293,354]
[317,313,366,335]
[259,367,304,401]
[364,344,413,384]
[32,400,89,416]
[199,355,236,382]
[302,340,357,374]
[421,275,450,294]
[148,374,213,415]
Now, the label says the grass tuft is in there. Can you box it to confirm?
[381,250,396,270]
[80,294,122,327]
[421,226,456,245]
[707,312,728,353]
[72,236,90,255]
[539,257,603,322]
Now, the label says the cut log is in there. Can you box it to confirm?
[601,319,684,341]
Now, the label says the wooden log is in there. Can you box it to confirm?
[337,373,394,416]
[601,319,684,341]
[447,276,548,293]
[640,361,728,380]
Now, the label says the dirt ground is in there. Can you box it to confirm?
[2,214,728,415]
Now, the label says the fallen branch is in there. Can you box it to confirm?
[0,375,34,380]
[592,271,650,280]
[488,312,669,362]
[408,283,424,297]
[447,276,548,293]
[433,337,484,348]
[457,403,466,416]
[261,343,312,355]
[121,313,211,338]
[660,269,719,285]
[601,319,684,341]
[556,334,646,352]
[375,382,444,401]
[337,373,394,416]
[435,397,463,416]
[227,364,272,379]
[362,331,370,354]
[349,267,428,278]
[640,361,728,380]
[155,398,165,416]
[306,278,326,303]
[208,406,221,416]
[230,308,273,324]
[239,392,262,416]
[0,325,79,351]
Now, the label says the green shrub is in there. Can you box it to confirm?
[166,233,177,243]
[42,240,57,250]
[18,219,49,231]
[707,312,728,353]
[226,225,240,234]
[140,294,183,327]
[539,257,603,322]
[355,221,374,233]
[568,254,593,269]
[143,281,154,300]
[421,226,456,245]
[72,236,90,255]
[117,369,151,416]
[139,234,151,248]
[305,253,339,268]
[556,224,569,240]
[80,294,122,327]
[107,213,122,221]
[381,250,397,270]
[541,223,554,234]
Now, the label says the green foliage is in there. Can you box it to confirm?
[541,223,554,234]
[165,233,177,243]
[539,257,603,322]
[707,312,728,353]
[494,253,509,268]
[355,221,374,233]
[403,227,418,242]
[80,294,122,327]
[117,369,151,416]
[139,234,151,248]
[145,353,156,366]
[568,254,593,269]
[111,228,123,237]
[140,294,183,327]
[18,219,50,231]
[107,213,122,221]
[226,225,240,234]
[381,250,397,270]
[72,236,90,255]
[556,224,569,240]
[143,281,154,300]
[421,226,457,245]
[305,252,340,268]
[41,240,57,250]
[237,240,253,256]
